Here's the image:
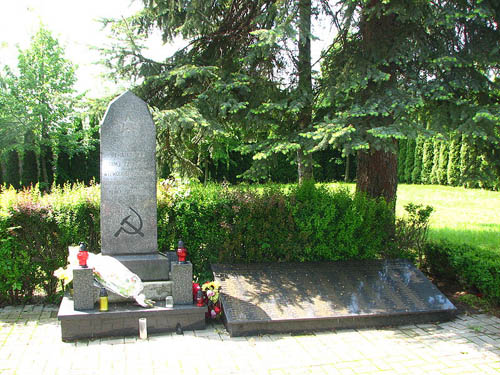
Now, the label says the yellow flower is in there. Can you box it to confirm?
[53,267,73,286]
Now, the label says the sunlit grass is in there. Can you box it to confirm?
[323,182,499,250]
[396,184,500,251]
[301,182,499,251]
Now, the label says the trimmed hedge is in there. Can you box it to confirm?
[424,241,500,304]
[0,181,396,304]
[159,181,396,281]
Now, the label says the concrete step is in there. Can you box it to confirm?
[58,296,206,341]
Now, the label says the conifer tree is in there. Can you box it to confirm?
[437,141,449,185]
[404,139,415,184]
[398,139,407,183]
[421,139,434,184]
[412,137,424,184]
[459,134,469,187]
[430,139,441,184]
[447,134,461,186]
[5,150,20,189]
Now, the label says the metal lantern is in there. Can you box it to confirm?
[176,240,187,263]
[77,242,89,268]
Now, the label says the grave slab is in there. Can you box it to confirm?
[212,259,457,337]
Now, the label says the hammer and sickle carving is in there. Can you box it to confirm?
[114,206,144,237]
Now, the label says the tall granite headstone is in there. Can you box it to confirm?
[100,91,169,281]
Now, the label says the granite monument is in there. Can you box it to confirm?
[100,91,169,281]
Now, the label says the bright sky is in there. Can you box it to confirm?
[0,0,170,97]
[0,1,334,99]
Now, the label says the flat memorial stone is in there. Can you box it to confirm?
[212,259,457,336]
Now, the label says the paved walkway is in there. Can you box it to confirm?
[1,305,500,375]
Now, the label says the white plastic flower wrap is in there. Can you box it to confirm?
[87,254,154,308]
[57,246,154,308]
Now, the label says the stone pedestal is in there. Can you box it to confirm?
[73,267,95,311]
[112,253,170,281]
[171,262,193,305]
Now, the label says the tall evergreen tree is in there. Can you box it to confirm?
[447,134,461,186]
[412,137,424,184]
[316,0,499,202]
[404,139,415,184]
[437,141,449,185]
[397,138,407,183]
[421,139,434,184]
[459,134,470,187]
[430,138,441,184]
[5,150,20,189]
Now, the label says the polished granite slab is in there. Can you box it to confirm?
[212,260,457,336]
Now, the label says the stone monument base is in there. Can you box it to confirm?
[111,253,170,281]
[58,295,206,341]
[96,280,173,303]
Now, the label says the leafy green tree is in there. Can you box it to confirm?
[2,25,80,189]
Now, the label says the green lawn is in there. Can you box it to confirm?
[324,183,499,251]
[396,184,499,251]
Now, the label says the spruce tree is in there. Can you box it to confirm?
[447,134,461,186]
[412,137,424,184]
[398,139,407,183]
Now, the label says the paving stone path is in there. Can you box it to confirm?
[1,305,500,374]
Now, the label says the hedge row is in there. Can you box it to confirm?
[0,181,395,304]
[424,241,500,304]
[398,135,499,190]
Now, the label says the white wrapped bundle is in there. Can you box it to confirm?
[62,247,153,308]
[88,254,154,307]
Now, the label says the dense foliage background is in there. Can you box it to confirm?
[0,181,396,304]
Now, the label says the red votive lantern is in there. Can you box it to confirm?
[177,240,187,263]
[192,283,201,303]
[77,242,89,268]
[196,290,205,307]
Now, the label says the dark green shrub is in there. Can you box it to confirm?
[395,203,433,265]
[424,241,500,304]
[423,241,458,281]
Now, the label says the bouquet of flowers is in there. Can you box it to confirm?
[202,281,222,319]
[54,246,153,307]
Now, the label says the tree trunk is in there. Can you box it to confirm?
[41,152,49,188]
[297,0,313,184]
[344,154,351,182]
[356,140,398,205]
[355,0,398,204]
